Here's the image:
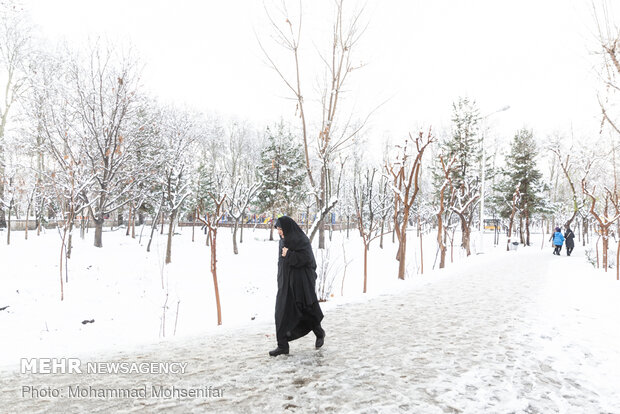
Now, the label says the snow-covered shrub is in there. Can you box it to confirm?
[315,246,340,302]
[584,247,597,268]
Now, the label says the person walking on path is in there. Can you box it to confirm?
[551,226,565,255]
[564,225,575,256]
[270,216,325,357]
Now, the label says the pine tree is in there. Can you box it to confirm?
[255,121,306,239]
[442,97,482,255]
[495,128,546,246]
[446,97,482,188]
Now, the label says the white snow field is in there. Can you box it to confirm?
[1,227,619,413]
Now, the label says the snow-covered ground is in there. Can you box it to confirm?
[0,223,470,368]
[1,226,619,412]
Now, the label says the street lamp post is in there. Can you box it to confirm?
[478,105,510,254]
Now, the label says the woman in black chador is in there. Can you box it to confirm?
[564,225,575,256]
[270,216,325,357]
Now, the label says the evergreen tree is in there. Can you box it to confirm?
[255,121,306,239]
[494,128,546,246]
[441,97,482,255]
[446,97,482,188]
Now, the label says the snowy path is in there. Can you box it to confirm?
[2,247,619,413]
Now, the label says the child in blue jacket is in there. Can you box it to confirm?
[551,227,564,255]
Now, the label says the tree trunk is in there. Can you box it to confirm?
[131,206,136,239]
[461,219,471,256]
[379,219,384,249]
[363,241,368,293]
[440,225,448,269]
[209,228,222,325]
[395,213,409,280]
[240,214,244,244]
[616,229,619,280]
[80,211,86,239]
[602,231,609,272]
[232,219,239,255]
[269,212,275,241]
[525,208,531,246]
[347,215,350,239]
[94,217,104,248]
[397,234,407,280]
[59,227,66,301]
[507,211,517,252]
[329,216,333,242]
[67,214,74,259]
[6,200,11,245]
[147,210,159,253]
[583,219,588,247]
[319,222,325,249]
[192,209,196,242]
[126,205,132,236]
[450,229,455,263]
[165,209,177,264]
[25,202,30,240]
[418,217,424,274]
[596,234,600,268]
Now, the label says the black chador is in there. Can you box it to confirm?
[270,216,325,356]
[565,227,575,256]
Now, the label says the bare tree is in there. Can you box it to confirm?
[159,107,197,264]
[260,0,370,248]
[608,187,620,280]
[436,155,456,268]
[582,179,620,272]
[69,42,142,247]
[549,139,583,228]
[0,1,30,228]
[386,129,434,280]
[353,168,390,293]
[227,178,261,255]
[35,55,98,262]
[197,192,227,326]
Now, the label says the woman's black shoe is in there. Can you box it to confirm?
[269,347,289,357]
[315,334,325,349]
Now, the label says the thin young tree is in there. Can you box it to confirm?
[549,140,583,228]
[582,179,620,272]
[436,154,456,269]
[386,129,434,280]
[353,168,390,293]
[608,188,620,280]
[197,192,227,326]
[228,178,261,255]
[260,0,371,248]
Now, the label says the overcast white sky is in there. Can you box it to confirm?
[23,0,616,145]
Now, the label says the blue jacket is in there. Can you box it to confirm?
[552,231,565,246]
